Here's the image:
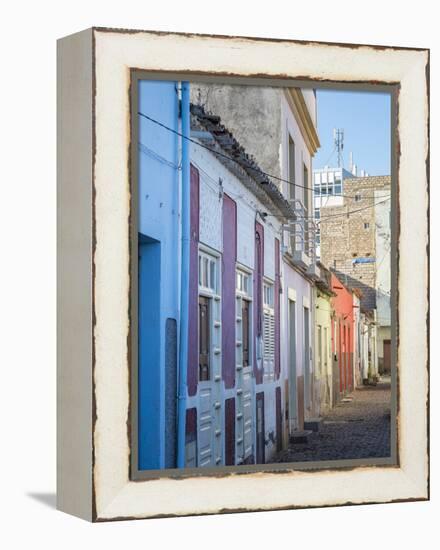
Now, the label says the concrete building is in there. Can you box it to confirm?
[313,166,355,256]
[319,175,391,380]
[191,84,320,190]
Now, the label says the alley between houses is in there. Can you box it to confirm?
[276,377,391,463]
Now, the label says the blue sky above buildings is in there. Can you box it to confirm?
[313,89,391,176]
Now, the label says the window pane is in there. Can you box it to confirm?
[199,296,210,381]
[210,260,215,290]
[203,257,208,287]
[263,283,274,307]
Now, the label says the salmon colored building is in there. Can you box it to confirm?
[330,273,355,400]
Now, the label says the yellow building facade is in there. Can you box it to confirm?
[314,285,334,415]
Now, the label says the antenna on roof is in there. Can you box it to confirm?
[333,128,344,168]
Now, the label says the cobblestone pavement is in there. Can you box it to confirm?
[276,377,391,463]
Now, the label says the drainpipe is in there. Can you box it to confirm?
[177,82,190,468]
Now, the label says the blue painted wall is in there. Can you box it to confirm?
[138,238,161,469]
[138,80,180,470]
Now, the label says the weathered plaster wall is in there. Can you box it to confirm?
[190,83,283,182]
[280,92,313,212]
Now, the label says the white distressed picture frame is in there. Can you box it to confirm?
[57,27,429,521]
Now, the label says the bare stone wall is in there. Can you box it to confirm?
[190,83,283,182]
[320,176,391,311]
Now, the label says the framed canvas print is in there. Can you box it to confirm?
[57,27,429,521]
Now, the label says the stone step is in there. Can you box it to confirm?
[289,430,314,445]
[341,397,354,403]
[304,418,323,432]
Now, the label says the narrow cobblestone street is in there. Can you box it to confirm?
[276,377,391,463]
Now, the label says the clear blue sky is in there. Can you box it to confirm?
[313,89,391,176]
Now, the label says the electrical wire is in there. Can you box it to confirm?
[317,197,391,222]
[262,196,390,223]
[138,142,181,170]
[322,145,337,167]
[375,243,392,271]
[138,111,391,201]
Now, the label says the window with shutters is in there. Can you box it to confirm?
[263,280,275,379]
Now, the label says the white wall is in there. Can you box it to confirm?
[281,93,313,210]
[190,138,284,461]
[375,188,391,327]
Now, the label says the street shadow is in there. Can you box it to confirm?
[27,492,57,509]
